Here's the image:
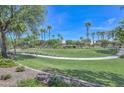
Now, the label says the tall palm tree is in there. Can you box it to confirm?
[57,34,61,40]
[40,28,45,40]
[111,30,116,40]
[100,31,105,39]
[106,31,111,40]
[40,28,46,41]
[85,22,91,40]
[96,32,100,41]
[91,32,95,44]
[47,25,52,40]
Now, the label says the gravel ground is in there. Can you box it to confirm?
[0,67,38,87]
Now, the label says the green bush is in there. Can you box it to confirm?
[0,58,16,68]
[111,49,118,55]
[0,74,12,80]
[17,79,44,87]
[48,75,77,87]
[16,66,25,72]
[119,55,124,58]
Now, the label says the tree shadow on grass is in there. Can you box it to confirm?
[16,54,37,61]
[43,68,124,87]
[95,49,116,55]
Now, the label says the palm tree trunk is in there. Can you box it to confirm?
[87,27,89,40]
[1,31,8,58]
[98,35,99,41]
[49,30,50,40]
[44,32,45,41]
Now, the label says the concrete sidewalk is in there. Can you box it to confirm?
[20,53,118,60]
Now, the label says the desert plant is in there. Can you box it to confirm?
[0,58,16,68]
[16,66,25,72]
[48,75,78,87]
[0,74,12,80]
[17,79,44,87]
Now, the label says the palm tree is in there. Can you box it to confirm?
[80,36,83,41]
[85,22,91,40]
[40,28,46,41]
[96,32,100,41]
[52,35,55,39]
[43,29,47,41]
[106,31,111,40]
[111,30,116,40]
[100,31,105,39]
[91,32,95,44]
[47,25,52,40]
[40,28,45,40]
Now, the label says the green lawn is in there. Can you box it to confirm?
[19,48,117,58]
[16,54,124,87]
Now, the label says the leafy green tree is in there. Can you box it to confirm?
[115,27,124,43]
[47,39,59,48]
[0,5,46,58]
[99,39,109,48]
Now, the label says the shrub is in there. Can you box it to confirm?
[48,75,77,87]
[110,49,118,55]
[16,66,25,72]
[119,54,124,58]
[0,58,16,68]
[0,74,12,80]
[17,79,44,87]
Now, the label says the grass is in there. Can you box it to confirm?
[19,48,117,58]
[17,79,46,87]
[16,54,124,87]
[0,58,16,68]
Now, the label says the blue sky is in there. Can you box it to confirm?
[45,5,124,40]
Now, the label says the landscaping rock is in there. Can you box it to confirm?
[36,72,104,87]
[0,67,38,87]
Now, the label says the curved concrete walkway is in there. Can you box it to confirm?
[20,53,119,60]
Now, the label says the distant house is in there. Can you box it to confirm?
[60,40,66,45]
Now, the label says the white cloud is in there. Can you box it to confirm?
[107,18,116,24]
